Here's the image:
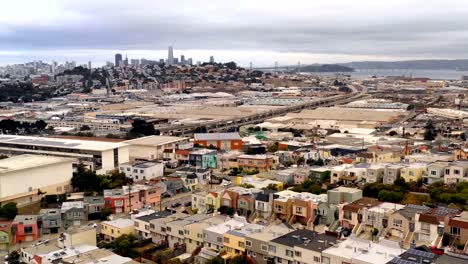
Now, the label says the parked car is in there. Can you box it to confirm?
[171,202,181,208]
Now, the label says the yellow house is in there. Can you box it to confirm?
[400,163,427,182]
[356,150,401,164]
[206,191,222,211]
[454,148,468,161]
[223,224,265,258]
[100,218,135,242]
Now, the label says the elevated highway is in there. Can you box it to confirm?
[159,85,367,136]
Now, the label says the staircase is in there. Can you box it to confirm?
[352,223,361,235]
[329,220,340,232]
[403,231,414,248]
[432,235,443,248]
[249,210,257,223]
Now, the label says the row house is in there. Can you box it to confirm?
[60,201,87,229]
[339,197,382,233]
[322,236,404,264]
[175,149,190,164]
[203,215,248,253]
[134,211,172,240]
[414,207,461,246]
[11,215,40,244]
[189,149,218,169]
[355,147,402,164]
[446,211,468,253]
[104,184,161,214]
[244,224,294,264]
[444,160,468,184]
[453,148,467,160]
[237,154,277,172]
[424,161,450,185]
[361,202,404,233]
[149,212,190,245]
[184,215,228,254]
[39,209,62,235]
[217,151,243,171]
[221,187,261,211]
[175,167,211,186]
[166,214,212,248]
[342,164,368,184]
[387,204,431,245]
[383,163,405,184]
[223,223,265,258]
[254,193,278,221]
[269,229,339,264]
[192,191,208,213]
[400,163,428,182]
[101,218,135,242]
[272,190,327,227]
[330,164,355,184]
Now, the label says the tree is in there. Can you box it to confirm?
[239,183,255,189]
[378,190,404,203]
[130,119,155,136]
[229,255,252,264]
[267,142,279,153]
[320,171,331,183]
[112,234,136,256]
[424,121,437,141]
[71,164,100,192]
[264,183,279,191]
[6,250,20,264]
[0,202,18,220]
[206,256,224,264]
[80,125,91,131]
[100,206,113,220]
[394,177,408,190]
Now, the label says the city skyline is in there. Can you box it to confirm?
[3,1,468,66]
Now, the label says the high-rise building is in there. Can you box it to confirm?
[88,61,92,70]
[187,58,193,65]
[174,58,179,64]
[115,53,123,67]
[124,55,129,66]
[209,56,214,63]
[167,46,174,65]
[180,55,185,64]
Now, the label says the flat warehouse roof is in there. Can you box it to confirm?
[124,135,188,146]
[0,154,75,174]
[0,135,127,151]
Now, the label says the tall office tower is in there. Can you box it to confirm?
[209,56,215,63]
[174,58,179,64]
[115,53,123,67]
[180,55,185,64]
[51,61,57,74]
[167,46,174,65]
[88,61,92,70]
[124,55,129,66]
[187,58,193,65]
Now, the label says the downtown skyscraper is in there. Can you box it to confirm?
[167,46,174,65]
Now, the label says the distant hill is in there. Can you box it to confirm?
[298,64,354,72]
[339,59,468,70]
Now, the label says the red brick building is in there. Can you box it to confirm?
[194,133,243,150]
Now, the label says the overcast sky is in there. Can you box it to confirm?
[2,0,468,66]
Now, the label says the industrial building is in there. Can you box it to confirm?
[0,135,129,173]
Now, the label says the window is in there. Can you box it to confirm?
[409,171,414,176]
[421,223,430,232]
[277,258,282,263]
[127,168,130,171]
[179,230,184,235]
[275,204,283,212]
[217,237,223,243]
[296,207,303,214]
[295,251,302,257]
[430,170,437,176]
[322,257,330,264]
[238,241,245,247]
[261,244,268,252]
[24,226,33,234]
[445,169,450,174]
[166,227,171,232]
[140,169,144,173]
[224,237,230,243]
[314,256,321,262]
[451,226,461,235]
[185,230,189,235]
[246,240,252,247]
[393,219,403,227]
[454,170,460,175]
[269,245,276,253]
[285,249,294,257]
[344,211,352,220]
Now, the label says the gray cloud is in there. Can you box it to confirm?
[2,0,468,65]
